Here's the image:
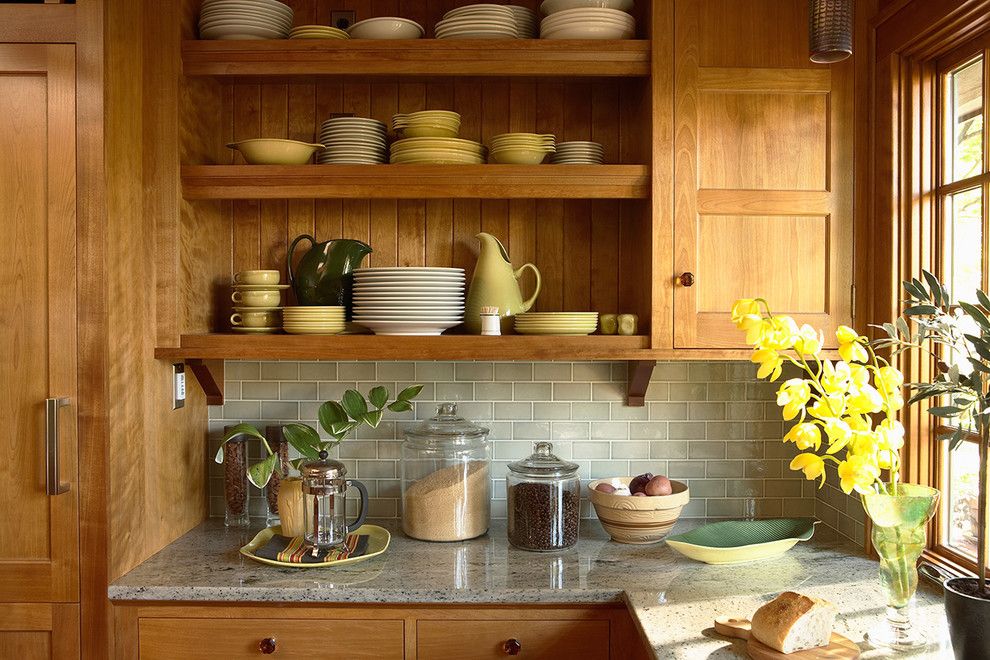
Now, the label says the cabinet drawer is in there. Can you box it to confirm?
[417,619,609,659]
[139,617,404,659]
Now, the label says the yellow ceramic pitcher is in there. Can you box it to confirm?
[465,233,541,334]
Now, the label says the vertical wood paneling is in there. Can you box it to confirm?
[232,85,261,271]
[452,83,483,276]
[397,81,427,266]
[260,84,288,274]
[370,81,399,266]
[314,82,343,240]
[425,80,454,267]
[508,81,538,294]
[535,83,566,311]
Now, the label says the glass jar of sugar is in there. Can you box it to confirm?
[401,403,491,542]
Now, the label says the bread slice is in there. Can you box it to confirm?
[751,591,837,653]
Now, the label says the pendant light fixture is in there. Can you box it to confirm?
[809,0,853,64]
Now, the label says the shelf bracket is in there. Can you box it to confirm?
[626,360,655,407]
[186,359,224,406]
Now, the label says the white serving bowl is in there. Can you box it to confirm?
[542,23,634,39]
[347,17,424,39]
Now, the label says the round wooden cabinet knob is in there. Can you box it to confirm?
[259,637,277,654]
[503,638,522,655]
[677,272,695,287]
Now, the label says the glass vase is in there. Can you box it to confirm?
[861,483,940,650]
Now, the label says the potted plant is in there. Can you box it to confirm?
[215,384,422,534]
[731,298,939,650]
[873,272,990,659]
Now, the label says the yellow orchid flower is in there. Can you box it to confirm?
[793,324,824,357]
[846,384,884,415]
[836,325,861,344]
[790,453,826,486]
[752,348,784,381]
[837,455,881,494]
[760,315,800,351]
[838,339,869,363]
[823,418,853,454]
[849,363,870,388]
[731,299,760,325]
[784,423,822,451]
[776,378,812,420]
[876,418,905,451]
[807,395,844,420]
[844,413,872,432]
[820,360,852,394]
[875,366,904,392]
[850,432,879,457]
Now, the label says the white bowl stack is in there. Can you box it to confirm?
[550,141,605,164]
[436,4,519,39]
[540,4,635,39]
[352,268,465,336]
[317,117,388,164]
[198,0,293,40]
[508,5,539,38]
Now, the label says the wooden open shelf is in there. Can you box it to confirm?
[155,333,651,361]
[181,164,650,199]
[181,39,651,79]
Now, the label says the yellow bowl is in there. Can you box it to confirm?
[490,148,552,165]
[391,137,485,154]
[227,139,325,165]
[588,477,690,544]
[397,125,461,138]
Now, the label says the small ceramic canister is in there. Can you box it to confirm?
[599,314,618,335]
[617,314,639,336]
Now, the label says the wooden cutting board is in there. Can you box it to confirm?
[714,617,860,659]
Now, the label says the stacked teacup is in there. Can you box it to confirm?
[230,270,288,334]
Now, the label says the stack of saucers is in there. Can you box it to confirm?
[392,111,461,138]
[435,4,518,39]
[282,306,346,335]
[390,137,487,165]
[550,141,605,164]
[540,6,635,39]
[507,5,539,37]
[198,0,292,40]
[514,312,600,335]
[289,25,350,39]
[489,133,556,164]
[352,268,465,335]
[317,117,388,164]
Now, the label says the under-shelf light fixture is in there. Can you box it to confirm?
[809,0,853,64]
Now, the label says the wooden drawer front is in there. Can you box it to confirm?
[139,618,404,659]
[417,619,609,659]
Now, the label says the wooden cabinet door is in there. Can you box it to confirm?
[417,619,610,659]
[1,603,80,660]
[0,44,78,602]
[672,0,854,348]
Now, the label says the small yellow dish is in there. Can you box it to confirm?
[227,139,326,165]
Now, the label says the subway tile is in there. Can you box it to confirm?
[610,402,650,420]
[689,362,726,382]
[242,381,280,400]
[726,479,764,497]
[650,440,687,459]
[222,401,261,420]
[631,422,668,440]
[376,362,416,381]
[747,421,784,439]
[707,383,748,402]
[726,441,763,459]
[611,441,650,459]
[726,362,758,381]
[648,402,688,420]
[667,460,707,478]
[707,499,746,517]
[415,361,455,381]
[688,441,725,459]
[554,382,591,401]
[755,498,783,518]
[436,382,474,401]
[610,362,628,381]
[689,402,725,421]
[514,382,553,401]
[514,421,551,440]
[356,460,396,479]
[494,441,539,460]
[261,401,298,420]
[475,382,514,401]
[298,362,337,381]
[495,362,534,381]
[705,460,744,478]
[533,362,572,381]
[533,402,572,420]
[591,421,628,440]
[687,479,725,497]
[495,402,533,420]
[629,460,666,476]
[725,402,766,420]
[679,499,707,517]
[573,442,612,459]
[784,498,817,518]
[572,362,614,382]
[453,402,493,421]
[227,361,261,380]
[455,362,494,381]
[339,441,378,459]
[551,421,590,441]
[653,362,689,381]
[706,421,746,440]
[318,381,358,401]
[280,382,318,401]
[590,460,630,479]
[571,402,611,420]
[668,422,707,440]
[338,362,377,380]
[765,479,803,497]
[261,361,299,381]
[745,459,781,478]
[644,382,670,402]
[668,382,708,401]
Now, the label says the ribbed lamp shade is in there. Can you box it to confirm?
[809,0,853,64]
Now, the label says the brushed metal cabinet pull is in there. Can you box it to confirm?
[45,397,70,496]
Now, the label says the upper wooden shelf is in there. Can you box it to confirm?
[181,39,651,79]
[181,164,650,199]
[155,334,652,361]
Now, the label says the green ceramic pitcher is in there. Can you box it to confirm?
[465,233,541,334]
[287,235,372,313]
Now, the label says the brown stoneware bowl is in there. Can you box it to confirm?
[588,477,690,544]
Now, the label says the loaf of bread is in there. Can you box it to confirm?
[751,591,837,653]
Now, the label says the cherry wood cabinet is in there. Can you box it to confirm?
[0,603,80,660]
[0,43,79,605]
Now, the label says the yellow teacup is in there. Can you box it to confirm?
[231,290,281,307]
[230,311,279,328]
[234,270,280,285]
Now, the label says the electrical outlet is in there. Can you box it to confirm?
[172,363,186,410]
[331,10,356,30]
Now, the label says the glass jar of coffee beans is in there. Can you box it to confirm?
[506,442,580,551]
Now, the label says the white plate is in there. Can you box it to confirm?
[355,267,464,272]
[540,0,633,14]
[200,15,292,31]
[437,30,517,39]
[354,272,465,279]
[347,17,425,39]
[541,24,634,38]
[355,320,463,336]
[203,0,292,14]
[353,315,464,322]
[200,25,285,39]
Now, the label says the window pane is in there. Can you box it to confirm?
[944,187,984,302]
[949,57,984,183]
[942,439,981,559]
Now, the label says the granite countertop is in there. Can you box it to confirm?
[110,519,954,659]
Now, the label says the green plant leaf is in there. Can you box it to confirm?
[903,279,928,301]
[216,423,267,464]
[397,384,424,402]
[318,401,349,435]
[247,452,280,489]
[330,421,358,437]
[968,358,990,374]
[929,405,963,417]
[904,304,938,316]
[341,389,369,419]
[388,399,413,413]
[282,423,321,459]
[369,386,389,410]
[922,270,943,305]
[961,301,990,330]
[978,289,990,310]
[949,428,968,452]
[362,409,384,428]
[896,317,911,338]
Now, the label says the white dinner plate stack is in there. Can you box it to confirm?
[317,117,388,164]
[352,267,466,335]
[550,141,605,164]
[508,5,539,38]
[540,6,635,39]
[435,4,519,40]
[199,0,293,40]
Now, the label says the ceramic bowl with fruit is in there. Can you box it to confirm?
[588,473,690,544]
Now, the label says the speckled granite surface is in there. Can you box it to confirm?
[110,519,953,659]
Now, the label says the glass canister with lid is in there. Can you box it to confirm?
[507,442,581,551]
[401,403,491,542]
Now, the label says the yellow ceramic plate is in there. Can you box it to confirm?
[240,524,390,568]
[665,518,819,565]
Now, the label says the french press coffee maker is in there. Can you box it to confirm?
[300,451,369,552]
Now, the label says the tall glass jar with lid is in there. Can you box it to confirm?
[507,442,581,551]
[401,403,491,542]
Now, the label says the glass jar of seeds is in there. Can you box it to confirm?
[506,442,580,552]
